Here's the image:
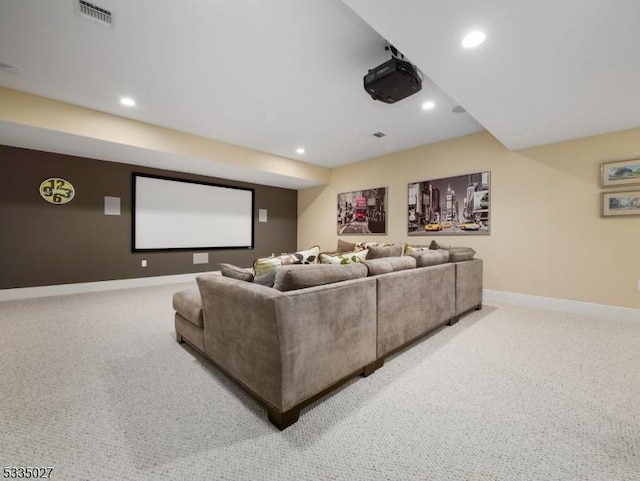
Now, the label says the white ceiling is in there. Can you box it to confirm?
[1,0,638,188]
[344,0,640,150]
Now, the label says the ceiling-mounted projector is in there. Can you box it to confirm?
[364,56,422,104]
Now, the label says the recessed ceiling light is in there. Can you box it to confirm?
[462,31,486,48]
[120,97,136,107]
[422,101,435,110]
[296,147,305,154]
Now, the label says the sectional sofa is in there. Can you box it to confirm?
[173,244,482,429]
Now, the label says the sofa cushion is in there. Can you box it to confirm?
[320,249,369,265]
[254,270,277,288]
[363,256,416,276]
[410,249,450,267]
[219,263,254,282]
[428,240,476,262]
[172,288,204,328]
[273,263,368,291]
[449,247,477,262]
[253,245,320,277]
[367,243,405,259]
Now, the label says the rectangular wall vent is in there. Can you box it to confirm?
[76,0,113,27]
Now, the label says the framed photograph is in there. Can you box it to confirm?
[337,187,387,235]
[601,159,640,188]
[601,190,640,217]
[408,171,490,236]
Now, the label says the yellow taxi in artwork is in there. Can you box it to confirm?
[460,220,480,231]
[424,221,443,231]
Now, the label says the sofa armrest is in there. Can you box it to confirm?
[454,258,483,316]
[196,274,377,413]
[376,263,455,357]
[274,277,377,411]
[196,274,284,410]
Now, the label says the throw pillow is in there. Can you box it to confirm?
[273,263,368,291]
[336,239,366,253]
[219,263,254,282]
[429,240,452,250]
[253,245,320,277]
[367,243,404,259]
[404,244,430,255]
[320,249,369,265]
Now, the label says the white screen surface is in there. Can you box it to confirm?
[133,175,254,250]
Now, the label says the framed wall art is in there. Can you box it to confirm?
[601,159,640,188]
[337,187,387,235]
[601,190,640,217]
[408,171,490,236]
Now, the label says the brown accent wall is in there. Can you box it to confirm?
[0,145,297,289]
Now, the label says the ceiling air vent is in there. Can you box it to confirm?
[76,0,113,27]
[371,132,386,138]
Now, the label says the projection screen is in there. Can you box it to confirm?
[132,173,254,251]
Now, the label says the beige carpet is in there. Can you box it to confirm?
[1,283,638,480]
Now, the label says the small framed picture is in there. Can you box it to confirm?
[601,190,640,217]
[601,159,640,188]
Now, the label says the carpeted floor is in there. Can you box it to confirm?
[1,283,638,480]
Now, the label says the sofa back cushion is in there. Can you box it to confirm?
[448,247,476,262]
[367,243,405,259]
[363,256,416,276]
[428,240,476,262]
[410,249,450,267]
[273,263,368,292]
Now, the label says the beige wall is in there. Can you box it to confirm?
[298,129,640,309]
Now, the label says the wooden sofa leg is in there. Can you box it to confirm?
[362,358,384,377]
[176,332,185,343]
[476,304,483,310]
[268,408,300,430]
[447,317,459,326]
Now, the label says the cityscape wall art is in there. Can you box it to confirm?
[408,171,490,236]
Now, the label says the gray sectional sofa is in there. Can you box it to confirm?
[173,251,482,430]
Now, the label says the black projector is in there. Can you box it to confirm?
[364,57,422,104]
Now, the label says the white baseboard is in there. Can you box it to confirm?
[484,289,640,322]
[2,280,638,322]
[0,273,214,301]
